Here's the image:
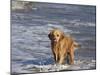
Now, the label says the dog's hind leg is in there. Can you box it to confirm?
[69,45,74,65]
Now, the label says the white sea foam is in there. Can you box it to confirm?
[71,21,95,27]
[12,59,96,74]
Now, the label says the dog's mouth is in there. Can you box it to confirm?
[53,39,57,42]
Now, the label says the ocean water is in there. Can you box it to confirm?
[11,2,96,74]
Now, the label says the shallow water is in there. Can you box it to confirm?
[11,2,96,74]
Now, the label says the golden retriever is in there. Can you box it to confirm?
[48,28,79,65]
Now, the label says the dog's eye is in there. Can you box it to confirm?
[57,34,59,37]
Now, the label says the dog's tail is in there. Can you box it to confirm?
[74,42,81,48]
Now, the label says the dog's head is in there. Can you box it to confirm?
[48,29,64,43]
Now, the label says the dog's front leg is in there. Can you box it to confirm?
[52,49,58,64]
[59,55,65,64]
[55,52,59,63]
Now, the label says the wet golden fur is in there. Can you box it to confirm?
[48,29,79,65]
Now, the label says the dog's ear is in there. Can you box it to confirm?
[60,32,64,40]
[48,32,52,40]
